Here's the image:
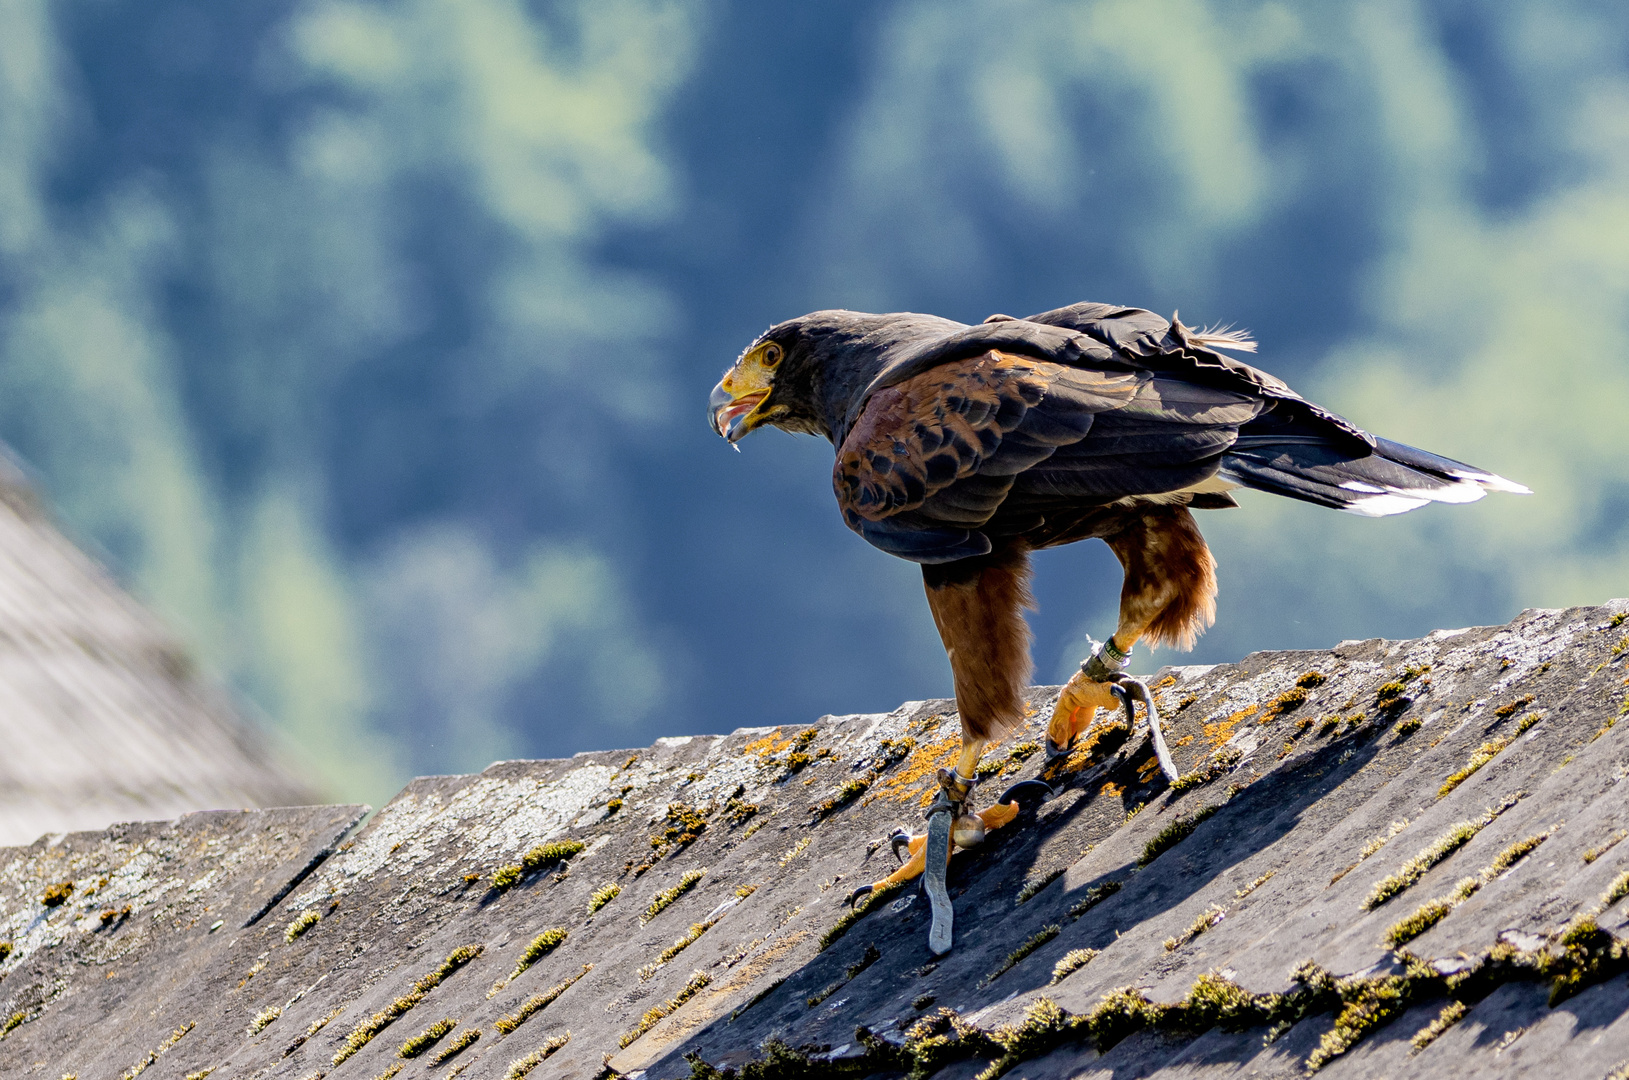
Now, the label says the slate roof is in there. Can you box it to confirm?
[0,455,314,846]
[0,601,1626,1078]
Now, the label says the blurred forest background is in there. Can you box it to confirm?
[1,0,1625,809]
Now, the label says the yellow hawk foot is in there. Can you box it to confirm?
[1045,665,1122,757]
[842,799,1022,906]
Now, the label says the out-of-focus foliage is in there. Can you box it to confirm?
[0,0,1623,805]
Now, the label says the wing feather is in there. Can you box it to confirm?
[833,351,1266,562]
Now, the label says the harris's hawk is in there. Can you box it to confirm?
[708,302,1526,897]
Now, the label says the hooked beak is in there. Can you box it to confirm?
[709,381,769,445]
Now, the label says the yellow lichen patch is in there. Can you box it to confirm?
[1204,706,1255,748]
[1099,782,1125,799]
[873,734,962,806]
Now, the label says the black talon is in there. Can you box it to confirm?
[1044,736,1071,763]
[843,884,873,907]
[890,829,913,865]
[997,778,1055,814]
[1109,681,1138,730]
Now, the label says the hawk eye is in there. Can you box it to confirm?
[762,343,783,368]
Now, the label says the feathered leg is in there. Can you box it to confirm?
[843,545,1036,922]
[1046,505,1216,756]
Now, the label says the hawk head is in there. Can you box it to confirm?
[708,332,799,444]
[709,310,961,445]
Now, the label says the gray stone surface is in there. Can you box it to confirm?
[2,601,1627,1079]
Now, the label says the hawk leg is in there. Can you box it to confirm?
[839,544,1045,943]
[1046,505,1216,762]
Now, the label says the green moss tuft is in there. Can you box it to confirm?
[429,1027,480,1065]
[507,927,567,982]
[494,965,592,1035]
[1016,867,1065,905]
[1603,870,1629,911]
[491,865,524,890]
[521,839,584,873]
[1584,830,1628,863]
[984,926,1058,984]
[1067,880,1122,920]
[812,775,873,818]
[1384,899,1453,947]
[642,869,705,924]
[618,971,710,1048]
[1410,1000,1466,1053]
[1296,671,1326,688]
[640,920,718,980]
[504,1032,571,1078]
[819,880,905,951]
[1050,948,1098,985]
[588,882,621,914]
[248,1006,281,1035]
[284,909,320,942]
[722,786,760,826]
[399,1018,456,1057]
[1164,904,1226,951]
[1439,736,1516,798]
[807,944,880,1007]
[1363,799,1521,909]
[1306,976,1413,1070]
[1139,803,1222,867]
[1170,746,1243,793]
[333,945,484,1064]
[1494,694,1536,718]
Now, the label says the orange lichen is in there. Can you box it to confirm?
[1100,782,1125,799]
[1204,705,1255,748]
[741,732,794,762]
[873,735,963,806]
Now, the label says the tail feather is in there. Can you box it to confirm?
[1219,435,1529,517]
